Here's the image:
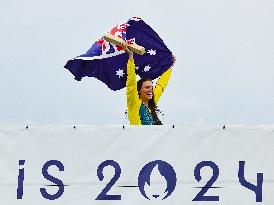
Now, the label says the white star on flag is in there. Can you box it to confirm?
[147,49,157,55]
[136,66,139,70]
[144,65,151,72]
[116,69,125,78]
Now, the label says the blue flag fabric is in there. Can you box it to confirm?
[64,17,173,91]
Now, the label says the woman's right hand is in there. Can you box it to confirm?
[121,42,133,59]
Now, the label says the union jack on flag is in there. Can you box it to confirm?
[64,17,173,91]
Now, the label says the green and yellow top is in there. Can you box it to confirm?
[126,59,172,125]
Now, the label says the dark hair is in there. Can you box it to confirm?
[137,78,163,125]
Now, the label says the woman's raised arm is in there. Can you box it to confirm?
[153,54,176,105]
[123,43,142,125]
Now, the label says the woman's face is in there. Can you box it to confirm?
[139,80,153,102]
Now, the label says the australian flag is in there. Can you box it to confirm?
[64,17,173,91]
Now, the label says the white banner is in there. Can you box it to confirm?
[0,125,273,204]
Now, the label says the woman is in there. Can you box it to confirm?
[123,43,175,125]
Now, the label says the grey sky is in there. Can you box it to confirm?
[0,0,273,126]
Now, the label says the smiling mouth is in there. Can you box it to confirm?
[146,91,153,98]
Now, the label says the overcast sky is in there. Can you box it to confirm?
[0,0,273,126]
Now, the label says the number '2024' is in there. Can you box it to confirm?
[16,160,263,202]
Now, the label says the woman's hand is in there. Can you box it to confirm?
[121,42,133,59]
